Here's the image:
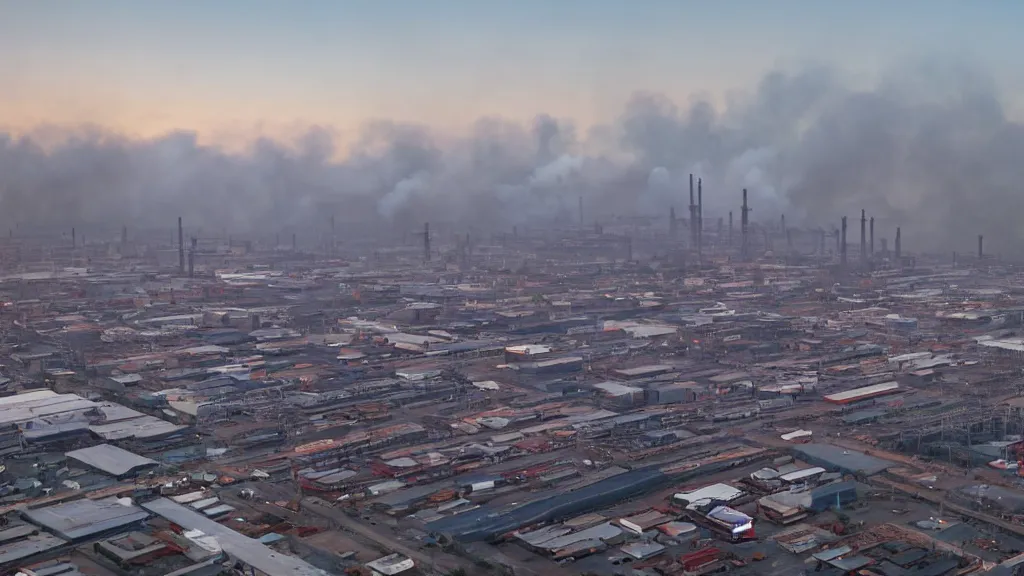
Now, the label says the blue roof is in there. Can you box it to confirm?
[427,466,667,542]
[792,444,892,476]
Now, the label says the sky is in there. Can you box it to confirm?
[2,0,1023,146]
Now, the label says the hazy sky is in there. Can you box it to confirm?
[2,0,1022,143]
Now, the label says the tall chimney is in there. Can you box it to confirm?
[669,206,677,236]
[860,209,866,262]
[188,244,195,278]
[177,217,185,274]
[71,227,76,248]
[741,189,750,260]
[423,222,431,262]
[869,217,875,255]
[697,178,703,240]
[978,234,984,260]
[689,174,696,248]
[841,216,848,266]
[895,227,902,260]
[728,211,733,247]
[697,178,704,259]
[121,226,127,245]
[780,214,786,233]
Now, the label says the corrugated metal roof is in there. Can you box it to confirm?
[23,498,149,540]
[142,498,331,576]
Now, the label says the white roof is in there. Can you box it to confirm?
[0,392,98,426]
[779,467,827,482]
[143,498,330,576]
[780,429,813,441]
[824,381,899,402]
[366,553,415,575]
[505,344,552,355]
[674,483,743,509]
[472,380,500,391]
[0,389,58,406]
[980,338,1024,352]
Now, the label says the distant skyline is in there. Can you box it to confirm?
[3,0,1024,145]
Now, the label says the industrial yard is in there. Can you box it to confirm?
[4,190,1024,576]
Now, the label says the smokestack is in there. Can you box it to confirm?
[697,178,703,241]
[669,206,677,236]
[780,214,786,233]
[177,217,185,274]
[689,174,696,248]
[121,226,127,245]
[741,189,750,260]
[978,234,984,260]
[578,196,584,226]
[869,217,875,255]
[71,227,75,248]
[860,209,866,262]
[424,222,431,262]
[728,211,733,247]
[841,216,848,266]
[188,246,194,278]
[895,227,902,260]
[697,179,704,259]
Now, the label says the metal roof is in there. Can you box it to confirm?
[792,444,892,476]
[0,532,67,566]
[65,444,158,477]
[142,498,331,576]
[23,497,149,540]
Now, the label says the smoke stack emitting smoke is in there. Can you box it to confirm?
[1,62,1022,252]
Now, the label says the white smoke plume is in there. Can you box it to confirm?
[2,60,1023,252]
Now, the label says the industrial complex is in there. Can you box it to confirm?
[4,183,1024,576]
